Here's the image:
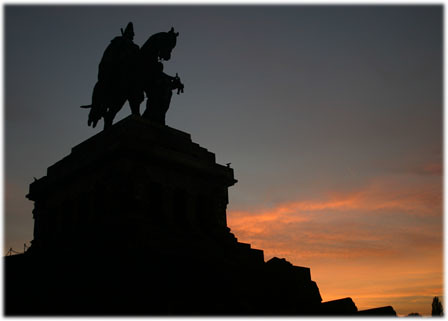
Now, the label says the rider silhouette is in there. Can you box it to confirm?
[97,22,143,122]
[82,22,143,129]
[98,22,143,117]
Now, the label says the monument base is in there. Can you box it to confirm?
[4,116,394,316]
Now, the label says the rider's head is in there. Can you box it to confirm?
[122,22,135,41]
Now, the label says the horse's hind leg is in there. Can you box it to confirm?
[129,88,144,116]
[103,98,127,130]
[103,111,113,130]
[103,106,118,130]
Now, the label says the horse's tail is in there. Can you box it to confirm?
[80,103,103,128]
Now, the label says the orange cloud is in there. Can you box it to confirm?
[227,175,442,316]
[231,176,441,222]
[422,162,442,175]
[229,177,442,258]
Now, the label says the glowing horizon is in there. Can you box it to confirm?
[5,5,443,317]
[228,163,443,316]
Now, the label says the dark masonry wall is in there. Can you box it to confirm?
[5,115,396,316]
[28,115,239,255]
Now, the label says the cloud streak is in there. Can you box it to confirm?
[227,174,442,315]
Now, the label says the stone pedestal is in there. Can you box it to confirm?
[27,115,263,263]
[5,115,333,315]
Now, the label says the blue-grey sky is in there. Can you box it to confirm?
[5,5,442,315]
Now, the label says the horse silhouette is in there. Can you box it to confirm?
[82,24,184,129]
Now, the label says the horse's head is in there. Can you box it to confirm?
[158,27,179,61]
[142,27,179,61]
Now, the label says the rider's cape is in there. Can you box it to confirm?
[82,35,143,128]
[98,36,141,88]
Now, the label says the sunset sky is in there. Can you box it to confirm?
[4,5,443,316]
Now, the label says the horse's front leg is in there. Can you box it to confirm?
[129,101,141,116]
